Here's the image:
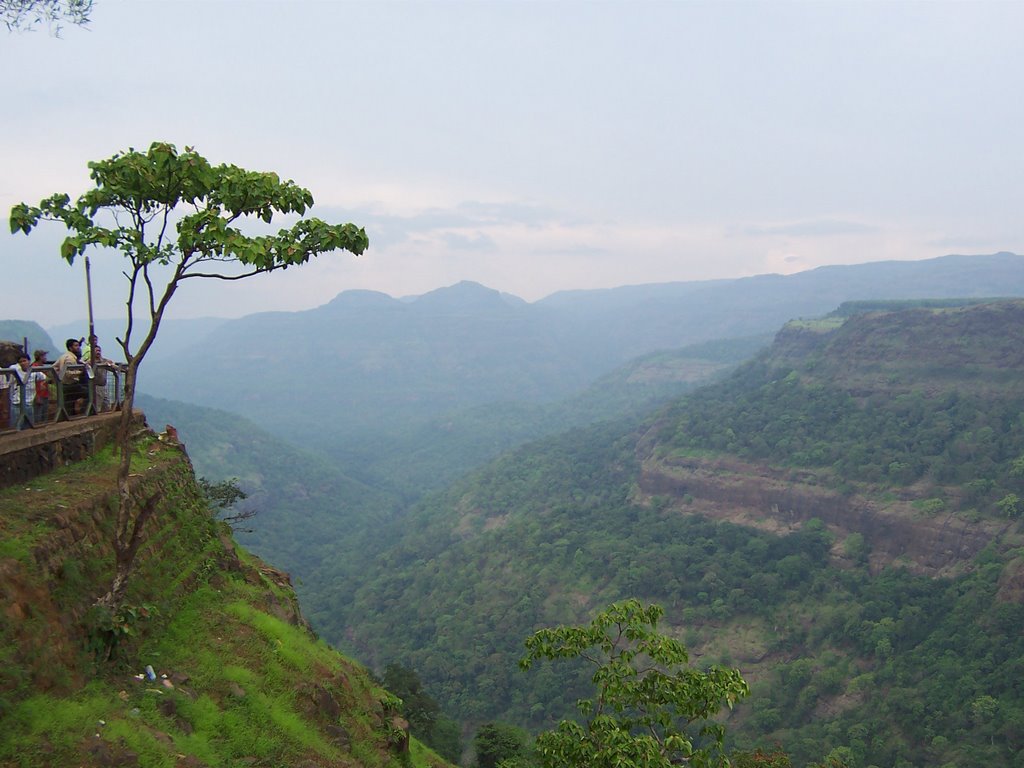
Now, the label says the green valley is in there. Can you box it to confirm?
[323,300,1024,767]
[7,258,1024,768]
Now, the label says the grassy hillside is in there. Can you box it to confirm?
[324,301,1024,767]
[0,433,453,768]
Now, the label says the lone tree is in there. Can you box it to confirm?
[520,599,749,768]
[10,141,368,610]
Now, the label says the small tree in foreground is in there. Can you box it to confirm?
[520,599,749,768]
[473,721,532,768]
[10,141,368,610]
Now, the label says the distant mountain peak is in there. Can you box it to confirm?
[411,281,526,312]
[322,289,400,310]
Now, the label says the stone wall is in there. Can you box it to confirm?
[0,411,144,489]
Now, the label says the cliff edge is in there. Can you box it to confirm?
[0,424,451,768]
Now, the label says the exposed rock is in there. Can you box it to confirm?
[86,738,139,767]
[227,682,246,699]
[0,340,24,367]
[311,683,342,721]
[996,558,1024,604]
[325,724,351,747]
[638,454,1007,575]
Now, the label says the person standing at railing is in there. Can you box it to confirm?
[54,338,86,416]
[90,344,114,412]
[31,349,51,425]
[0,366,7,427]
[6,353,46,429]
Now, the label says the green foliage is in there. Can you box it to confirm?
[0,446,448,768]
[473,722,532,768]
[520,600,748,768]
[323,385,1024,768]
[198,476,247,511]
[997,493,1021,518]
[10,142,368,277]
[663,352,1024,515]
[381,663,462,762]
[83,601,155,661]
[383,664,440,734]
[9,140,366,383]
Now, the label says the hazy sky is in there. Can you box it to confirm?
[3,0,1022,323]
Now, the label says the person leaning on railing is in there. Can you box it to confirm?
[4,352,46,430]
[54,338,87,416]
[89,344,116,413]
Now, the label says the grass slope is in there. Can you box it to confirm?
[0,435,452,768]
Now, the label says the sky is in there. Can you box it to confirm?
[2,0,1023,324]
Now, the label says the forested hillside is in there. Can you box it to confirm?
[18,257,1024,766]
[134,395,401,602]
[136,333,762,632]
[136,253,1024,482]
[325,300,1024,768]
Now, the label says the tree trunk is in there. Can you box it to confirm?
[97,360,144,611]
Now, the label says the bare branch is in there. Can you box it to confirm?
[179,268,274,281]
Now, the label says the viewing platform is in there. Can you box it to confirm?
[0,410,144,490]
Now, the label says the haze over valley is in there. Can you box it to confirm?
[4,1,1024,765]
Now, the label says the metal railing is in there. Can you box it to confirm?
[1,363,128,433]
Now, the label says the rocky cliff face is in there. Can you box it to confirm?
[775,301,1024,396]
[636,454,1009,575]
[636,300,1024,577]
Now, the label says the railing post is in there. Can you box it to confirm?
[83,364,96,417]
[54,369,71,423]
[14,376,29,430]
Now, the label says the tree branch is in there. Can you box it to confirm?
[179,267,274,281]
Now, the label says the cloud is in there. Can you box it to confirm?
[739,219,879,237]
[316,200,571,250]
[925,234,1015,251]
[441,231,498,251]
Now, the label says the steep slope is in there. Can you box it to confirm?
[134,394,400,589]
[641,299,1024,571]
[329,300,1024,768]
[0,429,452,768]
[135,334,766,645]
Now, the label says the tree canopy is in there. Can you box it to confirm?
[9,141,367,610]
[520,599,749,768]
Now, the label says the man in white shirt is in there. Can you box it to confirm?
[7,353,46,429]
